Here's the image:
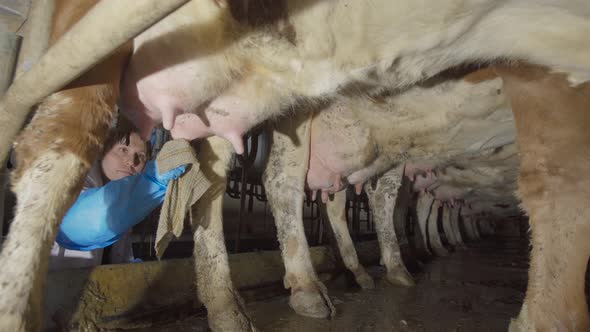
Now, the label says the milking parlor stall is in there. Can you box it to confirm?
[1,1,590,331]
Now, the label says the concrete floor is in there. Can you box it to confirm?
[131,237,529,332]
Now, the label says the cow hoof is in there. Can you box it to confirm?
[289,288,335,319]
[207,290,257,332]
[208,309,257,332]
[386,268,415,287]
[354,270,376,290]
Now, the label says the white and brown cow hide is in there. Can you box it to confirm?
[1,1,590,331]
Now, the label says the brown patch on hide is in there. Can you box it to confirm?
[12,0,127,186]
[463,68,498,83]
[497,63,590,331]
[419,63,491,88]
[12,86,116,186]
[285,235,299,259]
[496,63,590,192]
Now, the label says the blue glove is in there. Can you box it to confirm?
[56,160,187,251]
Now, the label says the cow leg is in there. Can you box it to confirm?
[449,207,466,249]
[441,204,457,247]
[478,220,488,236]
[468,218,481,241]
[365,168,414,287]
[415,191,434,256]
[473,218,482,240]
[496,65,590,332]
[263,113,335,319]
[0,2,134,328]
[462,215,477,242]
[470,217,481,241]
[325,190,375,290]
[0,85,117,331]
[191,137,255,332]
[427,200,450,257]
[474,219,483,239]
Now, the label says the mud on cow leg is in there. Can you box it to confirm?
[365,168,414,287]
[324,191,375,290]
[0,86,116,331]
[497,65,590,331]
[192,137,255,332]
[263,112,335,319]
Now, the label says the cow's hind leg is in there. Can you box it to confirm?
[192,137,255,332]
[325,190,375,290]
[263,113,335,319]
[0,86,116,331]
[497,65,590,332]
[365,168,414,287]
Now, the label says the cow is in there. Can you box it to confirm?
[1,0,589,331]
[261,67,512,315]
[0,1,135,330]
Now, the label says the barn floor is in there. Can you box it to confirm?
[131,237,529,332]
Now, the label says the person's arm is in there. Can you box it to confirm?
[56,160,186,251]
